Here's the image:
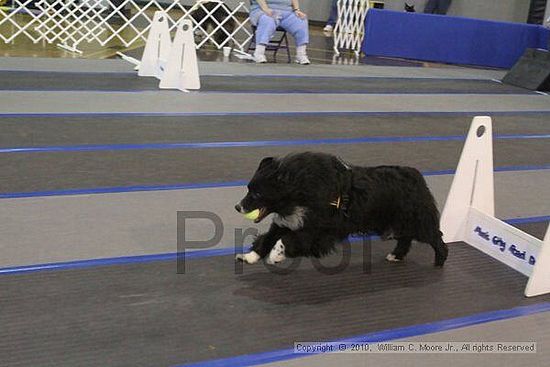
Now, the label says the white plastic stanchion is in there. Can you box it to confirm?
[138,11,171,78]
[440,116,550,297]
[440,116,494,243]
[159,19,200,91]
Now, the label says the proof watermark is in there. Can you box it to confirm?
[294,341,537,354]
[176,210,372,274]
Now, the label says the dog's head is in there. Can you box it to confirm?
[235,152,346,223]
[235,157,291,223]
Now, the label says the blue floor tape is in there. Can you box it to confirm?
[0,180,249,199]
[1,133,549,154]
[1,110,550,118]
[197,90,538,95]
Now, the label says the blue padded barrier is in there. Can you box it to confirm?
[361,9,550,69]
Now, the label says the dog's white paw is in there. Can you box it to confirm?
[386,253,402,262]
[266,241,286,265]
[235,251,260,264]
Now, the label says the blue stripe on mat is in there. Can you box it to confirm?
[506,215,550,225]
[422,164,550,177]
[174,302,550,367]
[0,70,138,75]
[1,133,549,154]
[1,111,550,118]
[0,71,498,81]
[207,74,504,81]
[0,215,547,276]
[1,165,548,199]
[0,248,235,276]
[1,90,537,95]
[0,180,248,199]
[197,91,536,95]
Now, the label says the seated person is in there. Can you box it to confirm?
[249,0,310,64]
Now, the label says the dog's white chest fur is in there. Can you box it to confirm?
[273,206,307,230]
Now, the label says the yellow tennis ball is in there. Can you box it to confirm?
[244,209,260,220]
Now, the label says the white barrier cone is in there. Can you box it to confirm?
[138,11,171,78]
[159,19,201,91]
[440,116,494,243]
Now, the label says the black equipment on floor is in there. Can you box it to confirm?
[502,48,550,91]
[527,0,547,24]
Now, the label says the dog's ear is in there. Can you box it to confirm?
[258,157,275,169]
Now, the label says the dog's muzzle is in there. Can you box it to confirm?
[235,203,270,223]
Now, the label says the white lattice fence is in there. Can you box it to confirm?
[34,0,108,52]
[0,0,252,53]
[0,0,45,43]
[333,0,369,56]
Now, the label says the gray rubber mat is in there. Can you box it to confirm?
[0,71,531,94]
[1,222,549,367]
[0,57,507,80]
[194,62,506,80]
[3,91,549,114]
[0,57,136,73]
[1,139,548,194]
[199,76,531,94]
[2,113,550,148]
[0,71,159,91]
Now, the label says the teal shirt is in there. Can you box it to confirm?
[250,0,293,13]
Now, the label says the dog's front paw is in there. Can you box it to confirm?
[266,240,286,265]
[385,253,403,262]
[235,251,260,264]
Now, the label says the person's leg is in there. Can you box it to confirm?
[436,0,452,14]
[253,13,277,62]
[423,0,437,13]
[328,0,338,25]
[324,0,338,31]
[280,11,310,64]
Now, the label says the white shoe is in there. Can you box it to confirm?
[254,54,267,63]
[295,55,310,65]
[323,24,334,32]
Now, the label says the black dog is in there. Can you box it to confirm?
[235,152,448,267]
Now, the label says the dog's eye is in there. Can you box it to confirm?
[250,192,262,199]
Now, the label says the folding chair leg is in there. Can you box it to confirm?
[284,34,291,63]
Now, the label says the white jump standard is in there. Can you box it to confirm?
[137,12,201,92]
[159,19,201,91]
[138,11,172,79]
[440,116,550,297]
